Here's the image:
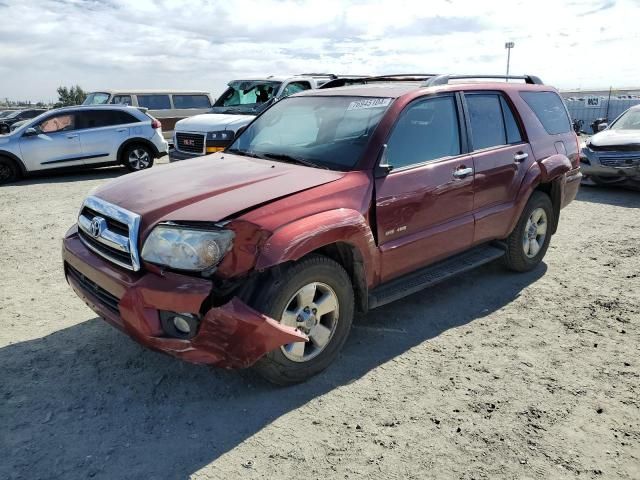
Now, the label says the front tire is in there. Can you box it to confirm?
[252,255,354,386]
[504,191,554,272]
[123,144,154,172]
[0,157,20,185]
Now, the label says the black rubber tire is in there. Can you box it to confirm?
[251,255,354,386]
[504,191,554,272]
[122,144,154,172]
[0,157,20,185]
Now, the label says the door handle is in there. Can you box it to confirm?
[116,128,127,132]
[66,134,78,139]
[514,152,528,162]
[453,166,473,178]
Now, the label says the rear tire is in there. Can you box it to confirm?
[251,255,354,386]
[123,144,154,172]
[0,157,20,185]
[504,191,554,272]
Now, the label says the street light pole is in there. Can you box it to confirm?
[505,41,515,81]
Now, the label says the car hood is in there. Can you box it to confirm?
[93,153,344,236]
[590,129,640,148]
[175,113,255,133]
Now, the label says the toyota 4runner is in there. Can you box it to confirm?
[63,74,581,385]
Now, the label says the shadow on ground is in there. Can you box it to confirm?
[576,184,640,208]
[1,262,545,480]
[5,167,128,186]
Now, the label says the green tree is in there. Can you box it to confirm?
[55,85,87,107]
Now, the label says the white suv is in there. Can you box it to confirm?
[0,105,169,184]
[171,75,337,160]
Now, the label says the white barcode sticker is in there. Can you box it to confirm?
[347,98,392,111]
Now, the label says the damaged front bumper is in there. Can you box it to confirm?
[580,146,640,181]
[62,227,307,368]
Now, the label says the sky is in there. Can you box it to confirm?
[0,0,639,102]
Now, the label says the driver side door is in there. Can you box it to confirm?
[375,94,475,281]
[18,112,83,171]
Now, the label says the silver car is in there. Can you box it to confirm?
[0,105,169,185]
[580,105,640,188]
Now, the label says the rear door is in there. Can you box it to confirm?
[18,112,83,171]
[462,91,533,243]
[375,94,475,281]
[76,110,137,165]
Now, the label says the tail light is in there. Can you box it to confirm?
[151,119,162,130]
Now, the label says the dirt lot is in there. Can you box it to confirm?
[1,165,639,480]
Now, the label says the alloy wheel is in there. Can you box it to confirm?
[523,207,547,258]
[279,282,339,362]
[128,148,151,170]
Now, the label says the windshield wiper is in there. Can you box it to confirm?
[261,152,328,169]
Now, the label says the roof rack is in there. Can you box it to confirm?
[298,73,339,79]
[423,74,544,87]
[365,74,438,81]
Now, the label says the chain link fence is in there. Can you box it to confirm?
[561,89,640,134]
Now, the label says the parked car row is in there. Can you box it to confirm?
[60,73,583,385]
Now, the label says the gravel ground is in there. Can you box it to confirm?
[1,164,639,480]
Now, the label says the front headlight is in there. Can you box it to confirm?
[141,225,234,272]
[207,130,234,141]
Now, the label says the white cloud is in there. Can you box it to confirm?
[0,0,638,101]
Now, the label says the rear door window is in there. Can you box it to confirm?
[76,110,140,129]
[500,96,523,143]
[386,95,461,169]
[466,94,507,150]
[172,95,211,109]
[520,91,571,135]
[137,94,171,110]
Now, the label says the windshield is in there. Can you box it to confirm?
[4,110,23,119]
[612,108,640,130]
[210,80,281,115]
[228,96,393,171]
[83,92,111,105]
[0,111,14,118]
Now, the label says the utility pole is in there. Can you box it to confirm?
[505,41,515,80]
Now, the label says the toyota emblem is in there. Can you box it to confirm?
[90,216,106,238]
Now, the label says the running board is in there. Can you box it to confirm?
[368,244,505,309]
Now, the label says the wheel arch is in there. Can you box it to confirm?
[254,209,380,312]
[0,150,27,175]
[509,155,571,236]
[117,137,159,164]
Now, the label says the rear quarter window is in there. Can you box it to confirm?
[520,91,571,135]
[172,95,211,109]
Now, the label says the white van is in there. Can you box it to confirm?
[83,90,214,140]
[170,75,339,160]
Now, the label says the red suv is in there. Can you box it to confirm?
[63,74,581,385]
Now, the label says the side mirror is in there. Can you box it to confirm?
[375,144,394,177]
[234,125,248,138]
[597,122,608,132]
[23,127,39,137]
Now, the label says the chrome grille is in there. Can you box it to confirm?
[599,152,640,168]
[77,196,141,271]
[176,132,205,154]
